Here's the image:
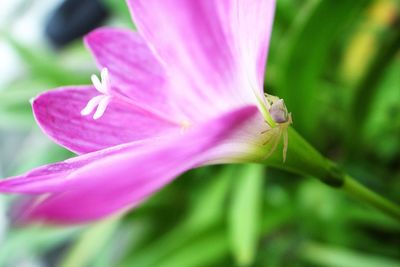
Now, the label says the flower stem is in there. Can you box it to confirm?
[341,175,400,221]
[264,128,400,221]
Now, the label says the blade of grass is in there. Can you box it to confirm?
[156,230,229,267]
[275,0,369,139]
[4,35,89,86]
[228,165,264,267]
[347,20,400,150]
[300,242,400,267]
[120,167,235,267]
[59,216,121,267]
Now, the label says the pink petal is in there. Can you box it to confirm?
[0,140,155,194]
[232,0,276,97]
[1,105,259,224]
[32,86,180,154]
[205,109,272,164]
[84,28,181,118]
[127,0,275,106]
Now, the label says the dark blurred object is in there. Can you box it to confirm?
[45,0,109,48]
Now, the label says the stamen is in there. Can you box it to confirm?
[81,67,112,120]
[91,74,104,93]
[93,96,111,120]
[101,68,110,93]
[81,95,104,116]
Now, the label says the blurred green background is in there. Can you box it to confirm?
[0,0,399,266]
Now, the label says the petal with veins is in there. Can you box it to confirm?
[0,0,283,225]
[84,28,183,119]
[0,106,259,224]
[127,0,275,108]
[33,86,181,154]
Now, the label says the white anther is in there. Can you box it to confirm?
[81,68,112,120]
[93,96,111,120]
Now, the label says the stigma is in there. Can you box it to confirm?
[81,68,112,120]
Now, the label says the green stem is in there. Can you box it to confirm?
[263,128,400,222]
[342,175,400,221]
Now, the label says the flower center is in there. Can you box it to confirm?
[269,99,289,123]
[265,94,290,124]
[81,68,112,120]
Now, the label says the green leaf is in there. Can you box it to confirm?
[120,167,234,267]
[185,166,235,230]
[0,81,46,129]
[275,0,369,138]
[362,57,400,161]
[347,23,400,150]
[228,164,264,267]
[4,35,90,86]
[300,242,400,267]
[0,226,80,266]
[59,216,121,267]
[156,230,229,267]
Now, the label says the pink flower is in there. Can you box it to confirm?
[0,0,290,224]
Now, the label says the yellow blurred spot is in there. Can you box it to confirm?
[368,0,398,26]
[340,0,399,84]
[180,119,192,133]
